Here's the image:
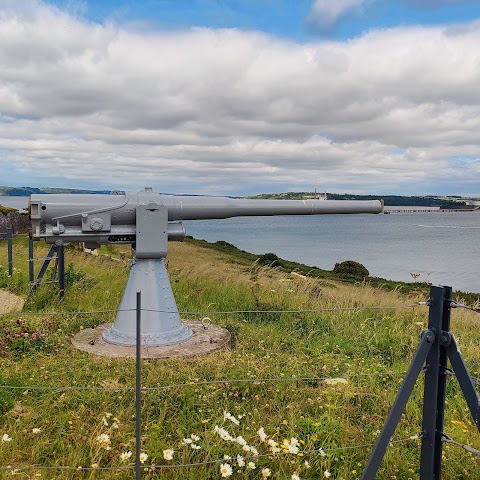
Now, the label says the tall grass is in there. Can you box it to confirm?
[0,236,479,479]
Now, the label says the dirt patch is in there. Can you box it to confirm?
[0,289,25,314]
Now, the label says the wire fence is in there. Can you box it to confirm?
[0,302,427,318]
[1,285,479,475]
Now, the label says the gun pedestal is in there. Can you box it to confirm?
[102,203,192,347]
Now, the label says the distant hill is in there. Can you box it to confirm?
[0,186,111,196]
[247,192,469,208]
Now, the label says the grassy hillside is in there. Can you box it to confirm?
[0,236,479,479]
[247,192,472,208]
[0,186,110,196]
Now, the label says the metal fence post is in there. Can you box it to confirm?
[420,285,447,478]
[7,227,13,276]
[136,291,142,480]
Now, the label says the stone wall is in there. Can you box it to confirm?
[0,211,30,235]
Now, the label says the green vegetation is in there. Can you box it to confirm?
[0,205,17,215]
[0,236,479,479]
[247,192,472,208]
[332,260,369,280]
[0,186,110,196]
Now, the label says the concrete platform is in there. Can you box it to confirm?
[71,321,231,359]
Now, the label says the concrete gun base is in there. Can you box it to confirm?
[71,320,231,359]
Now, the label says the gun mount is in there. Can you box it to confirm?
[30,188,382,347]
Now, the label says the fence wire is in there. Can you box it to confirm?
[0,303,426,318]
[441,433,480,456]
[451,301,480,314]
[0,434,421,472]
[0,371,406,392]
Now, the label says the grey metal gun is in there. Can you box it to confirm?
[30,189,382,347]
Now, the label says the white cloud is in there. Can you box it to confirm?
[307,0,367,30]
[0,1,479,196]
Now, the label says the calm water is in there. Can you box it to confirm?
[184,213,480,293]
[0,196,29,210]
[2,196,479,292]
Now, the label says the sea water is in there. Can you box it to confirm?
[185,212,480,293]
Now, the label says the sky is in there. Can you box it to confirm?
[0,0,479,196]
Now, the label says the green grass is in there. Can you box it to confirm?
[0,236,479,479]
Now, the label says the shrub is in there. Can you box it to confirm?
[333,260,369,279]
[257,253,281,267]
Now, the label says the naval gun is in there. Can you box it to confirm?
[30,188,382,347]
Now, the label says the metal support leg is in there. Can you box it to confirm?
[57,242,65,300]
[446,337,480,429]
[31,244,56,293]
[361,329,434,479]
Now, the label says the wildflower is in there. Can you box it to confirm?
[32,428,41,434]
[91,464,99,469]
[318,447,326,458]
[96,433,111,450]
[120,451,132,461]
[190,434,200,442]
[257,427,267,442]
[220,463,233,477]
[214,425,234,442]
[292,474,301,480]
[111,422,119,429]
[224,412,240,425]
[235,436,247,446]
[261,467,272,477]
[163,449,174,461]
[324,471,331,478]
[281,438,300,454]
[139,453,148,464]
[191,444,201,450]
[247,462,256,470]
[223,455,232,460]
[242,444,251,453]
[2,434,12,442]
[250,446,259,456]
[182,438,193,445]
[304,460,311,469]
[267,438,280,453]
[237,455,245,467]
[324,377,348,386]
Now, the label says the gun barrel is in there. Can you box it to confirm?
[30,192,382,226]
[166,196,382,220]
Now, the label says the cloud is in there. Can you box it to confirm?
[307,0,367,31]
[0,1,479,195]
